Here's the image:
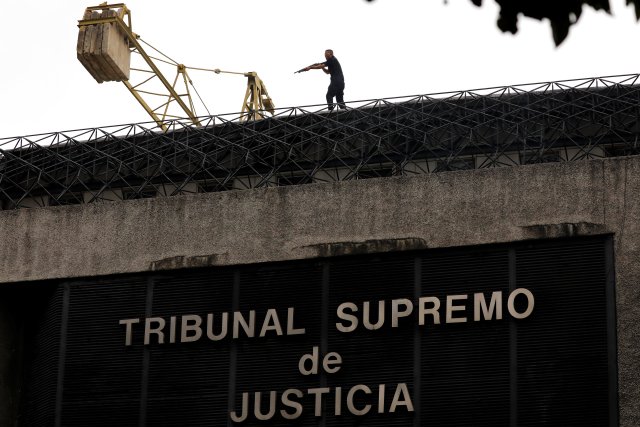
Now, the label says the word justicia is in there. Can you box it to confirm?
[229,384,414,422]
[118,289,535,345]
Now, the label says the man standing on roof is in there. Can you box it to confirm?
[304,49,346,111]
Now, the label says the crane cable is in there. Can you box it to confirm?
[138,39,246,76]
[136,37,213,116]
[189,80,211,116]
[138,38,179,66]
[134,37,266,118]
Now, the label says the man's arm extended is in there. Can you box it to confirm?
[304,63,328,74]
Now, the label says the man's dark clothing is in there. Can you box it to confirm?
[326,80,345,111]
[322,56,346,110]
[323,56,344,83]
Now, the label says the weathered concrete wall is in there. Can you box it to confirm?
[0,156,638,425]
[0,158,624,282]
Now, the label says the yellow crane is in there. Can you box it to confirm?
[76,3,275,131]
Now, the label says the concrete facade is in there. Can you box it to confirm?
[0,156,638,426]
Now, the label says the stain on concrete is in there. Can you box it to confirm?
[304,238,428,258]
[521,222,609,239]
[150,253,228,271]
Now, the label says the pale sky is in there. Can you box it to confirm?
[1,0,639,138]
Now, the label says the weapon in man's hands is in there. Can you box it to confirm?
[294,63,323,74]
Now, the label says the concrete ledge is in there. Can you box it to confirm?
[0,157,631,284]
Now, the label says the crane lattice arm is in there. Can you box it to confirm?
[211,69,275,121]
[77,3,275,130]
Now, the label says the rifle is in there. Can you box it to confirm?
[294,63,323,74]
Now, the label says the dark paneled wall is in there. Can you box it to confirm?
[20,237,614,427]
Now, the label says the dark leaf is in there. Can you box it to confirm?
[628,0,640,19]
[551,19,571,46]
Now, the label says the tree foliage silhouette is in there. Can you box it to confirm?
[364,0,640,46]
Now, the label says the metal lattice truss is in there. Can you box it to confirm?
[2,74,640,209]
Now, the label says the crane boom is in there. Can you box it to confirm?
[77,3,275,130]
[77,4,200,130]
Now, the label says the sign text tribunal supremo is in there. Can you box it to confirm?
[119,288,534,346]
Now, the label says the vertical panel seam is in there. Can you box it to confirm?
[54,283,70,427]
